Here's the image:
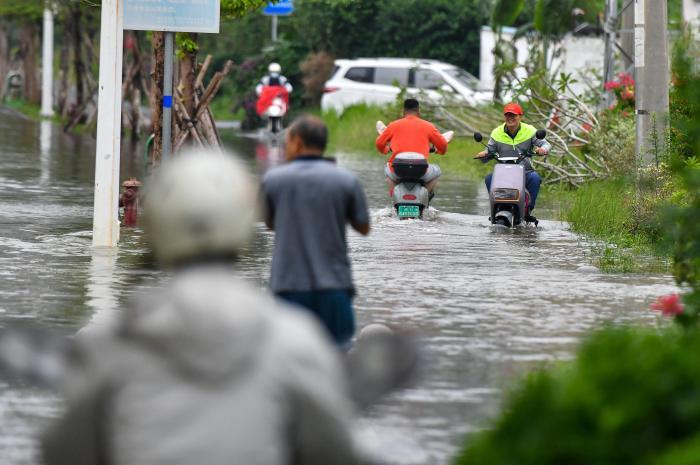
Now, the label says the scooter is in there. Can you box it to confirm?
[376,121,453,219]
[473,129,546,228]
[264,95,287,134]
[256,86,289,134]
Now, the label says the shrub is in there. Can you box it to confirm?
[455,326,700,465]
[299,51,335,108]
[587,113,635,176]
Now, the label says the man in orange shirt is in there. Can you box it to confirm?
[375,98,448,194]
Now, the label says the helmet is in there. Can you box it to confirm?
[268,62,282,74]
[143,149,257,266]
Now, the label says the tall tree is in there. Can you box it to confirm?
[0,0,44,104]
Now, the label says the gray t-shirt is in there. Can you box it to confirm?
[262,156,370,293]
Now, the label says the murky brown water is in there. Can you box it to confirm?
[0,111,677,465]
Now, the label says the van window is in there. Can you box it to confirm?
[344,67,374,83]
[374,67,409,86]
[414,69,444,90]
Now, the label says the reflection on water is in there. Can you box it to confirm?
[0,114,678,465]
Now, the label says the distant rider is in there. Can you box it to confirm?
[256,62,293,117]
[256,62,293,95]
[476,102,551,222]
[375,98,447,195]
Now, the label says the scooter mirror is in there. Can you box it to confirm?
[473,132,483,143]
[535,129,546,139]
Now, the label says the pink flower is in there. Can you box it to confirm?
[650,294,685,317]
[604,80,621,91]
[620,89,635,101]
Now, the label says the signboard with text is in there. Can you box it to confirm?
[263,0,293,16]
[124,0,221,33]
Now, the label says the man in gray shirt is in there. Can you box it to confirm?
[262,115,370,348]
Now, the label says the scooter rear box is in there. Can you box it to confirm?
[392,155,428,179]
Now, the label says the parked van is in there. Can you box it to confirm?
[321,58,493,114]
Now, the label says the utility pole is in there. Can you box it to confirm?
[634,0,669,167]
[92,0,124,248]
[40,3,54,117]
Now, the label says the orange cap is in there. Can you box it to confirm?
[503,102,523,115]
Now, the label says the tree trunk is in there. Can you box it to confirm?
[58,40,69,117]
[20,22,40,104]
[179,33,198,121]
[0,21,9,95]
[71,6,85,110]
[150,32,165,166]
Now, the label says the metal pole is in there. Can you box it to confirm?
[162,31,174,160]
[40,5,54,117]
[620,0,635,72]
[603,0,618,108]
[271,15,278,42]
[92,0,124,248]
[635,0,669,167]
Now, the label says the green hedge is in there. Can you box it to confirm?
[456,326,700,465]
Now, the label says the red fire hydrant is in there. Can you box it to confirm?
[119,178,142,227]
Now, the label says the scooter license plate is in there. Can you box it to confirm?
[398,205,421,218]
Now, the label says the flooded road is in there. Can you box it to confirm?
[0,111,677,464]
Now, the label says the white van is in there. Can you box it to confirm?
[321,58,493,114]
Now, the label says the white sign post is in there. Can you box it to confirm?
[92,0,124,248]
[92,0,220,248]
[40,5,54,118]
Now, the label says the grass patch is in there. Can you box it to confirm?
[560,179,669,273]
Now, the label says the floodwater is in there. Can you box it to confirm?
[0,110,677,465]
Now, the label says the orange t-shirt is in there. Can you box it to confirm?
[375,115,448,164]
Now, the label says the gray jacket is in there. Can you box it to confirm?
[42,266,361,465]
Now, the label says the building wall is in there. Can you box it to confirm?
[480,26,605,96]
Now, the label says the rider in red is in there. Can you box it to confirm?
[255,62,292,116]
[375,99,447,194]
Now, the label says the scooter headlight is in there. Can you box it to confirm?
[493,188,519,201]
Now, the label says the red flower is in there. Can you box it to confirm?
[650,294,685,317]
[618,73,635,87]
[604,80,621,91]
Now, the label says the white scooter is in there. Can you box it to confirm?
[376,121,453,219]
[264,96,287,134]
[473,129,547,228]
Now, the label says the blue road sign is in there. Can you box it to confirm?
[263,1,294,16]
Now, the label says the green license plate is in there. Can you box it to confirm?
[398,205,421,218]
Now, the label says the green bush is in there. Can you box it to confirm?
[455,326,700,465]
[587,113,635,176]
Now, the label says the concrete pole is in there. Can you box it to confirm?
[271,15,278,42]
[92,0,124,248]
[635,0,669,167]
[603,0,618,108]
[162,32,174,161]
[40,6,54,117]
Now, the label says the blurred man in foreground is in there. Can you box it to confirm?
[41,150,363,465]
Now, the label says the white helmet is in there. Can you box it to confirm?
[143,149,257,267]
[268,62,282,74]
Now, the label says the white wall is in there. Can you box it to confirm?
[480,26,605,96]
[683,0,700,29]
